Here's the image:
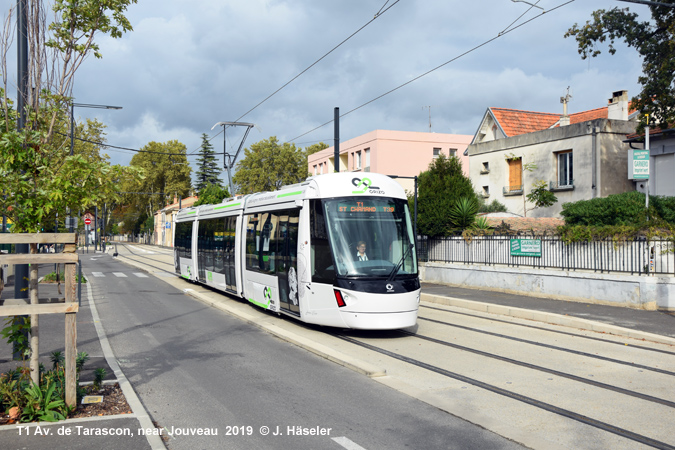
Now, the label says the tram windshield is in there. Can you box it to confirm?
[323,197,417,278]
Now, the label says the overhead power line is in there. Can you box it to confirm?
[288,0,576,143]
[188,0,402,157]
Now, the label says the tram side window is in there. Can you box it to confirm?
[214,218,226,274]
[310,199,335,283]
[175,221,193,260]
[246,213,276,275]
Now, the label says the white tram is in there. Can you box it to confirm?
[173,172,419,330]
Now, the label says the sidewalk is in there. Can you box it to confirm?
[0,259,159,450]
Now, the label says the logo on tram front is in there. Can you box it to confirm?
[352,177,382,194]
[386,283,394,293]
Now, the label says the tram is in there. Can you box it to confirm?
[173,172,420,330]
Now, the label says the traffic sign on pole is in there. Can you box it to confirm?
[84,218,91,225]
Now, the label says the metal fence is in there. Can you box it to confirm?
[419,235,675,276]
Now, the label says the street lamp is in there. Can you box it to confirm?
[69,102,122,238]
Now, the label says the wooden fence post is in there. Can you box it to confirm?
[64,245,77,407]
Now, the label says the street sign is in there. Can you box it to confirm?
[84,218,92,225]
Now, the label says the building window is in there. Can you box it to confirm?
[481,162,490,174]
[313,165,317,175]
[365,148,370,171]
[449,148,457,157]
[356,151,362,169]
[433,148,441,158]
[482,186,490,198]
[557,151,573,187]
[504,157,523,195]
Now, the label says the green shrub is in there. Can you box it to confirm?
[561,191,648,226]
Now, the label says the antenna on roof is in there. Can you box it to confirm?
[560,87,573,116]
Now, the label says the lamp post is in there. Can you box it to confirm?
[69,102,122,234]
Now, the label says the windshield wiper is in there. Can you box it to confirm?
[387,242,414,282]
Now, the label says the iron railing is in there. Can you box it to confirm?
[419,235,675,276]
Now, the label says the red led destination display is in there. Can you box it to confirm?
[336,201,395,213]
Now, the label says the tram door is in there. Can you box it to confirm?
[278,210,300,314]
[223,216,237,292]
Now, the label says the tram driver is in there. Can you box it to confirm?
[356,241,368,261]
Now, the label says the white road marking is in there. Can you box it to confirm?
[332,437,367,450]
[92,272,105,277]
[113,272,127,278]
[133,273,149,278]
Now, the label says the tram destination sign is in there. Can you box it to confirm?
[336,200,395,214]
[510,239,541,257]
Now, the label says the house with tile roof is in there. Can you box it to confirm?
[467,90,639,218]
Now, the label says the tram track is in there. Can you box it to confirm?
[336,334,675,450]
[422,304,675,356]
[398,329,675,408]
[417,315,675,377]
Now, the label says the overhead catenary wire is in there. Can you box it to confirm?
[187,0,402,157]
[288,0,576,143]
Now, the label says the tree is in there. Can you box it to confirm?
[232,136,308,194]
[565,3,675,130]
[416,154,478,236]
[526,180,558,212]
[0,0,138,233]
[194,133,223,192]
[193,183,230,206]
[121,141,192,229]
[304,142,329,158]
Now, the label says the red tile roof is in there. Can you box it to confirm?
[491,107,609,138]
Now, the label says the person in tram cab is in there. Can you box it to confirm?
[356,241,368,261]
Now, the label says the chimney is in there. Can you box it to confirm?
[607,90,629,121]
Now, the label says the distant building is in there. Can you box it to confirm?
[307,130,472,194]
[154,195,198,247]
[467,90,639,217]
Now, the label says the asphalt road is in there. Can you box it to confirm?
[83,251,524,450]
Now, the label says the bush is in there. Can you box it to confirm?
[561,191,649,226]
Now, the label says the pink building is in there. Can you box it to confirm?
[307,130,472,193]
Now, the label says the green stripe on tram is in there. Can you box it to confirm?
[214,203,241,210]
[248,298,270,309]
[277,191,303,198]
[186,211,197,215]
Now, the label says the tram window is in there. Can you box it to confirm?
[175,221,193,259]
[246,213,275,275]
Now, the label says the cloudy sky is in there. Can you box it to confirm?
[3,0,646,183]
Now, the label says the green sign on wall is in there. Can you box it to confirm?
[630,149,649,180]
[510,239,541,257]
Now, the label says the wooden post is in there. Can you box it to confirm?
[29,243,39,385]
[0,233,79,406]
[64,244,77,407]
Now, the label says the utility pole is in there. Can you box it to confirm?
[334,107,340,172]
[13,0,29,360]
[211,122,255,196]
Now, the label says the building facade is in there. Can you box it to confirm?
[307,130,472,193]
[467,91,638,217]
[154,195,198,247]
